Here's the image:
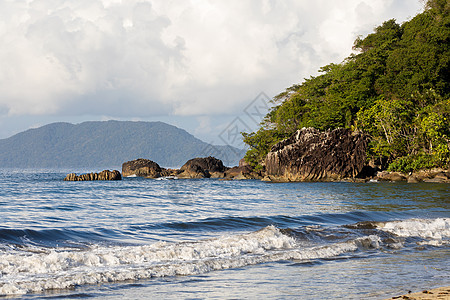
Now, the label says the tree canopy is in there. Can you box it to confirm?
[243,0,449,173]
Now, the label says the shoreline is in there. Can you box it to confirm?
[385,286,450,299]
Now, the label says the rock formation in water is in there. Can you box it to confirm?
[122,158,164,178]
[64,170,121,181]
[178,156,227,178]
[224,165,262,180]
[265,127,368,182]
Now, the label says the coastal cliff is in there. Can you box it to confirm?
[265,128,368,182]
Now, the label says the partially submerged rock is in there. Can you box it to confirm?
[376,171,407,182]
[225,165,262,180]
[64,170,121,181]
[122,158,162,178]
[178,156,227,178]
[265,127,368,182]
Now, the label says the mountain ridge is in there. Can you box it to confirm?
[0,120,245,168]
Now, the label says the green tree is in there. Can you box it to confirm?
[243,0,450,170]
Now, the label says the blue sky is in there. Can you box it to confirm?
[0,0,423,144]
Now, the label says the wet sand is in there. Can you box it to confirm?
[385,286,450,299]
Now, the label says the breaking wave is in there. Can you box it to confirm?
[1,218,448,295]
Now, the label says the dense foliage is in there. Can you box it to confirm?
[243,0,449,172]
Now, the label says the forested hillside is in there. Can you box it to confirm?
[243,0,449,172]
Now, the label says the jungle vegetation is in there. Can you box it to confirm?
[243,0,449,173]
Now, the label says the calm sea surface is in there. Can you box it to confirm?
[0,169,449,299]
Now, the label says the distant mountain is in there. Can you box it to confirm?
[0,121,246,168]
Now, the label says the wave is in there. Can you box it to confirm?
[0,228,113,248]
[1,218,448,295]
[0,226,376,295]
[346,218,450,239]
[376,218,450,239]
[129,211,396,233]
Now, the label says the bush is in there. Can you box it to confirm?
[388,154,438,173]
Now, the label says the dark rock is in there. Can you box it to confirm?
[225,165,261,180]
[178,156,226,178]
[64,170,121,181]
[357,165,377,178]
[122,158,162,178]
[265,127,368,182]
[160,168,182,177]
[64,173,77,181]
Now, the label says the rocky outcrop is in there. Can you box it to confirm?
[64,170,121,181]
[225,165,262,180]
[376,168,450,183]
[265,127,368,182]
[160,168,182,177]
[122,158,163,178]
[178,156,227,178]
[376,171,407,182]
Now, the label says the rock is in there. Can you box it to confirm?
[407,169,450,183]
[376,169,450,183]
[423,177,448,183]
[178,156,226,178]
[261,176,272,182]
[265,127,368,182]
[224,165,261,180]
[122,158,162,178]
[98,170,121,180]
[407,176,420,183]
[160,168,182,177]
[64,173,77,181]
[239,158,250,167]
[210,172,225,178]
[377,171,407,182]
[64,170,121,181]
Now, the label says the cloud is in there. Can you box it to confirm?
[0,0,423,118]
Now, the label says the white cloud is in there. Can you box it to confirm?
[0,0,423,119]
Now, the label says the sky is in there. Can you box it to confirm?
[0,0,424,146]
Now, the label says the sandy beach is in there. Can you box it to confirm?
[385,286,450,299]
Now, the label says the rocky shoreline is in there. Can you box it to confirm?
[375,169,450,183]
[64,158,449,183]
[64,128,449,183]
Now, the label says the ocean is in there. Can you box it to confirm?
[0,169,449,299]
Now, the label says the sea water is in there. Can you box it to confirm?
[0,169,448,299]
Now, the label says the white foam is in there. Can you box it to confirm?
[155,176,178,180]
[377,218,450,239]
[0,226,377,295]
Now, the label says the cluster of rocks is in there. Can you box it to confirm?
[64,127,448,183]
[121,156,262,180]
[376,169,450,183]
[64,170,121,181]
